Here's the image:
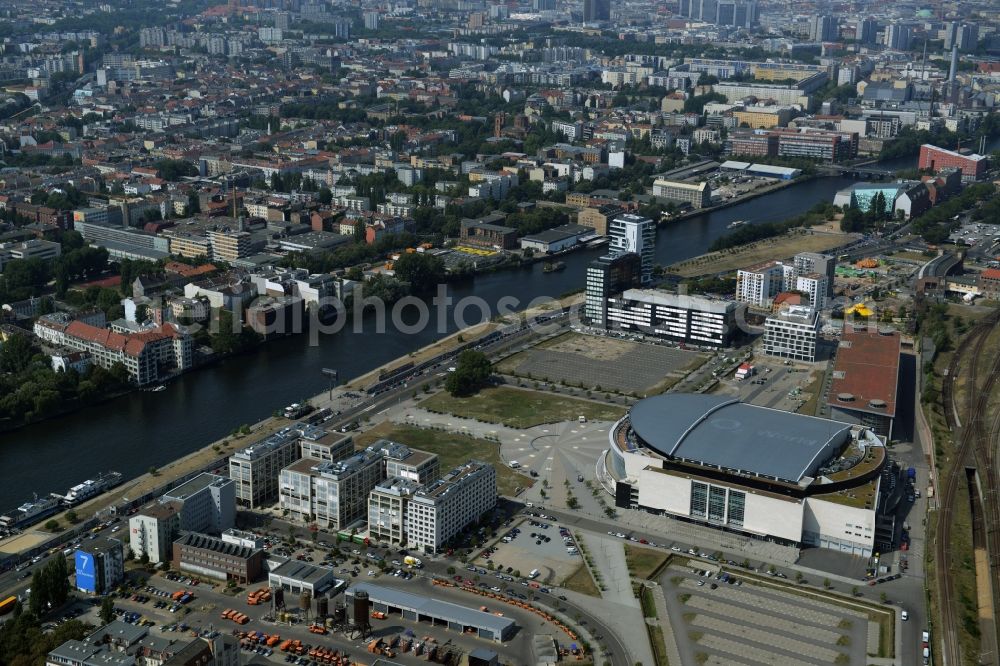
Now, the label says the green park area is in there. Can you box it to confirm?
[355,422,531,496]
[419,386,624,429]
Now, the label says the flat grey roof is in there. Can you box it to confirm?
[347,583,515,635]
[164,472,229,500]
[628,395,851,483]
[269,559,337,586]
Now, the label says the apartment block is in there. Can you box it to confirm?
[407,461,497,554]
[793,252,836,299]
[736,261,792,308]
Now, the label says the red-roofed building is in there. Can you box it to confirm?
[47,320,192,385]
[826,326,901,437]
[978,268,1000,300]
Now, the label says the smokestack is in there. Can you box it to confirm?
[949,45,958,83]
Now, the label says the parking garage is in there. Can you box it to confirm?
[345,583,516,643]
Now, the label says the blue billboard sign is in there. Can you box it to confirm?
[75,550,96,593]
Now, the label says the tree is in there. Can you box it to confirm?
[0,334,35,374]
[99,596,115,624]
[392,252,445,293]
[445,350,492,397]
[29,570,44,615]
[65,510,78,524]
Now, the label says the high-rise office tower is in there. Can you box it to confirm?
[582,0,610,22]
[856,18,878,45]
[585,253,642,327]
[810,15,837,42]
[609,213,656,284]
[885,23,912,51]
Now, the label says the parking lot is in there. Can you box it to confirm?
[473,517,581,586]
[498,331,703,394]
[714,361,821,414]
[71,566,538,666]
[661,562,875,665]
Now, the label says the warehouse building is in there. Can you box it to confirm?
[172,532,264,583]
[605,394,887,556]
[267,559,344,596]
[346,584,516,642]
[826,326,901,438]
[651,179,712,208]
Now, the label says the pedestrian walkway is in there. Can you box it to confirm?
[581,532,636,608]
[648,582,683,666]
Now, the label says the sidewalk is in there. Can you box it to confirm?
[575,532,655,666]
[648,581,683,666]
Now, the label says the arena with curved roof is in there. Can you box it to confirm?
[604,394,891,556]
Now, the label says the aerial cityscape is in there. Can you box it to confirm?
[1,0,1000,664]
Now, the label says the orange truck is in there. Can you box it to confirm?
[371,611,386,620]
[266,635,281,647]
[171,590,185,601]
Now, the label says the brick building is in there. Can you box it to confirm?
[918,144,987,181]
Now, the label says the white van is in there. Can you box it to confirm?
[528,569,540,579]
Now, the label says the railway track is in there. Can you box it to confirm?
[936,311,1000,666]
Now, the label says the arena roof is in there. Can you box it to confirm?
[628,394,851,483]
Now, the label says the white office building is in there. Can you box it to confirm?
[279,449,384,531]
[161,473,235,536]
[368,477,422,545]
[128,501,181,563]
[609,213,656,283]
[229,428,301,509]
[763,305,820,362]
[406,461,497,554]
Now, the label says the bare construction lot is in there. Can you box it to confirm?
[662,562,885,665]
[497,332,704,394]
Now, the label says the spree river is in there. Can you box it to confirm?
[0,171,877,508]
